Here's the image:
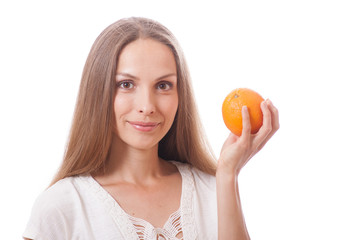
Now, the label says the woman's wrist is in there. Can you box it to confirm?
[216,167,238,183]
[216,159,239,179]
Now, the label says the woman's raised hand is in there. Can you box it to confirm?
[217,99,279,176]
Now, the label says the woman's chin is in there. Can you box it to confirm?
[117,135,160,151]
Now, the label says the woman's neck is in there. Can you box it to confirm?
[97,135,172,185]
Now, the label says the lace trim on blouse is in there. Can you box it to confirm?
[78,161,198,240]
[126,208,183,239]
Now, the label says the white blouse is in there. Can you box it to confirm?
[23,161,218,240]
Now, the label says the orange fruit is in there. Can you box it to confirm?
[222,88,264,136]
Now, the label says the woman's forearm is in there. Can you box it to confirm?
[216,171,250,240]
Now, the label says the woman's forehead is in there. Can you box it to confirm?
[116,39,177,78]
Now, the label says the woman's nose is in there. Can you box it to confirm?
[137,90,155,115]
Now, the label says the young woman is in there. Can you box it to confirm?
[23,17,279,240]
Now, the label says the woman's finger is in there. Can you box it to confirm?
[253,99,280,152]
[239,106,251,142]
[253,101,272,147]
[267,99,280,131]
[260,99,280,142]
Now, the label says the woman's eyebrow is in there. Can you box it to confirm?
[156,73,177,81]
[116,72,177,81]
[116,72,139,80]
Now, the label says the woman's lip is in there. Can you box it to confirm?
[128,121,159,132]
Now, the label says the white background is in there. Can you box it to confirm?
[1,0,359,239]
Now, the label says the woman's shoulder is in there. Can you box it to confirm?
[23,176,86,239]
[30,176,86,215]
[37,177,79,201]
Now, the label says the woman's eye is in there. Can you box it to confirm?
[157,82,173,90]
[117,81,134,89]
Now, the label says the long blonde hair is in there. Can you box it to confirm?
[50,17,216,186]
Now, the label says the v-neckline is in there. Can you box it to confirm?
[79,161,198,239]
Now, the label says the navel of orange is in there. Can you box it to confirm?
[222,88,264,136]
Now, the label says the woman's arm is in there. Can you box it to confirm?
[216,100,279,239]
[216,171,250,239]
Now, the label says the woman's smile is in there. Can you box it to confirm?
[127,121,160,132]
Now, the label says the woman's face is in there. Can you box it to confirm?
[113,38,178,151]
